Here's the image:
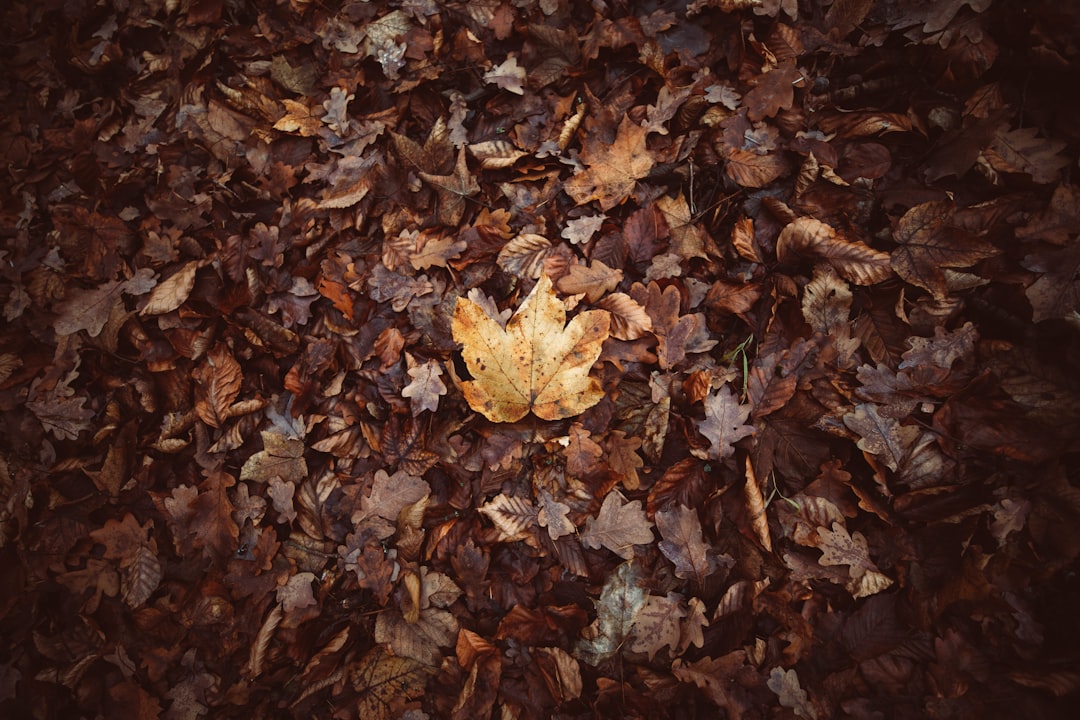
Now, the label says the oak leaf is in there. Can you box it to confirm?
[629,593,686,660]
[401,354,447,416]
[536,488,574,541]
[580,490,654,559]
[696,385,755,461]
[452,273,610,422]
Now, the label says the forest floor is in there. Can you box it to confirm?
[2,1,1080,718]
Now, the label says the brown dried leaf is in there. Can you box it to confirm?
[478,493,538,543]
[655,505,717,584]
[351,646,433,720]
[697,385,755,461]
[580,491,654,559]
[890,201,998,298]
[192,343,242,429]
[629,593,685,660]
[140,260,198,315]
[778,217,892,285]
[564,117,655,211]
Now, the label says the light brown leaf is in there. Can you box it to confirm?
[452,273,611,422]
[564,117,655,211]
[483,55,526,95]
[767,667,818,719]
[696,385,755,461]
[140,260,198,315]
[478,493,538,543]
[401,355,447,416]
[778,217,892,286]
[629,593,685,660]
[193,343,242,429]
[596,292,652,341]
[536,489,574,541]
[580,491,654,559]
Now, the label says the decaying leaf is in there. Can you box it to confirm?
[576,561,647,665]
[452,273,611,422]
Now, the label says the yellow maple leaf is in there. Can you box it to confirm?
[452,274,610,422]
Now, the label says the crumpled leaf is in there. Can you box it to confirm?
[452,273,610,422]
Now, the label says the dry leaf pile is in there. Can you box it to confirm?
[1,1,1079,718]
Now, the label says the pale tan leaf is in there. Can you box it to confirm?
[556,260,622,303]
[778,217,892,286]
[561,214,606,245]
[596,292,652,341]
[469,139,527,169]
[140,260,198,315]
[478,493,538,543]
[496,233,553,279]
[767,667,818,719]
[401,356,447,416]
[483,55,526,95]
[629,593,685,661]
[580,491,654,559]
[246,604,283,679]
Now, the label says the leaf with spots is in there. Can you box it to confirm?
[452,273,610,422]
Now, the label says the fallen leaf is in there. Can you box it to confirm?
[452,273,611,422]
[629,593,685,660]
[697,384,755,461]
[564,117,655,211]
[576,561,647,665]
[655,505,718,584]
[580,490,654,559]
